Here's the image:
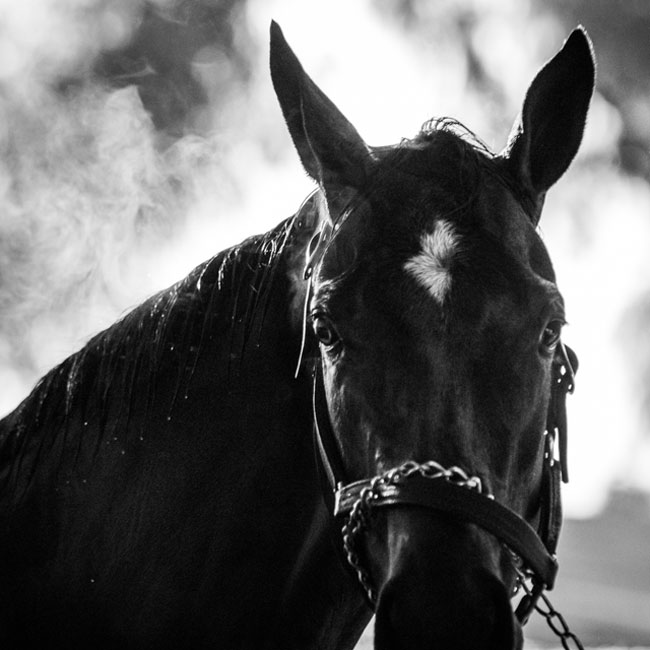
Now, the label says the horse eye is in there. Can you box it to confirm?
[312,316,340,347]
[541,320,563,351]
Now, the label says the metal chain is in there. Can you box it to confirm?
[342,462,584,649]
[515,567,585,649]
[341,460,486,606]
[341,481,380,602]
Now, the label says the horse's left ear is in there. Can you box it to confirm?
[502,27,595,213]
[269,21,374,201]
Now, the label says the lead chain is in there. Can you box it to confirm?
[515,567,584,649]
[535,591,584,650]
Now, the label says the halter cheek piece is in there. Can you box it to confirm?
[303,214,578,625]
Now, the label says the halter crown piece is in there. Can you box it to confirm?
[298,199,582,637]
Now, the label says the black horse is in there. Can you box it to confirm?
[0,22,593,650]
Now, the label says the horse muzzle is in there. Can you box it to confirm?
[370,509,523,650]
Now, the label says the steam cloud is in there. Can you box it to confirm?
[0,0,252,408]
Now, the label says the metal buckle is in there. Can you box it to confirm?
[557,341,576,394]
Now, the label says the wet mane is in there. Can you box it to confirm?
[0,215,299,492]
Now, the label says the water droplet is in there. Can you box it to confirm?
[90,578,95,584]
[83,421,88,427]
[166,415,172,422]
[139,436,144,442]
[121,449,125,455]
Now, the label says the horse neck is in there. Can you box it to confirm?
[0,207,370,648]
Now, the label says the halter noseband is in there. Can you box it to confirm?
[301,206,577,625]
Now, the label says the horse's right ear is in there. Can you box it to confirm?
[269,21,374,194]
[502,27,595,215]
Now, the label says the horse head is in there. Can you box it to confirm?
[271,22,593,650]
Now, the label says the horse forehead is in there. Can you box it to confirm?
[320,143,551,296]
[402,206,556,309]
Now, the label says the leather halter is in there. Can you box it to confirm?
[303,213,578,625]
[312,346,576,623]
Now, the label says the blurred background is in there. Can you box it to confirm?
[0,0,649,646]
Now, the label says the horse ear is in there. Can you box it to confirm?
[269,21,374,195]
[502,28,595,209]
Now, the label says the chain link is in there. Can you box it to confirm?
[515,567,584,649]
[341,460,486,605]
